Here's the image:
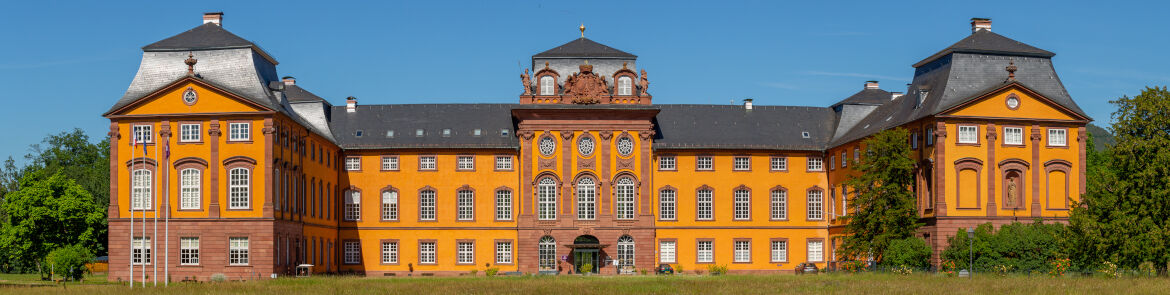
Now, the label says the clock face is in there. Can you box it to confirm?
[1006,96,1020,109]
[182,88,198,104]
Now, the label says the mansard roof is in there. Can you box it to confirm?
[913,30,1053,68]
[831,88,894,108]
[534,37,637,58]
[329,104,520,150]
[654,105,835,151]
[143,23,278,65]
[285,84,329,104]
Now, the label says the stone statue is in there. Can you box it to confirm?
[1006,178,1018,207]
[638,69,649,95]
[521,68,532,95]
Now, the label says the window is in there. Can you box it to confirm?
[457,156,474,170]
[473,129,481,136]
[926,128,935,145]
[180,237,199,265]
[381,190,397,220]
[230,237,249,265]
[495,156,512,170]
[1004,127,1024,145]
[538,236,556,271]
[382,241,398,264]
[771,189,787,220]
[275,169,281,211]
[840,187,849,216]
[958,125,979,144]
[496,190,512,220]
[228,168,250,209]
[344,241,360,264]
[853,148,860,162]
[539,136,556,156]
[419,190,436,221]
[132,169,152,210]
[133,125,153,143]
[911,132,919,149]
[807,240,823,262]
[578,136,594,156]
[180,124,200,142]
[616,177,636,220]
[344,190,360,221]
[697,241,713,263]
[442,129,451,137]
[355,130,364,137]
[386,130,395,138]
[830,156,836,170]
[229,122,250,141]
[659,241,676,263]
[345,157,361,171]
[841,152,847,168]
[616,137,635,156]
[733,189,751,220]
[132,237,151,265]
[538,178,557,220]
[697,189,713,220]
[807,157,823,171]
[381,156,398,170]
[501,129,510,137]
[457,189,474,220]
[1048,129,1067,146]
[540,76,555,95]
[577,178,595,220]
[618,76,633,95]
[807,189,823,220]
[734,240,751,263]
[659,189,676,220]
[180,168,200,210]
[696,156,713,170]
[801,131,810,138]
[419,156,436,170]
[770,156,787,171]
[771,240,787,262]
[416,129,424,137]
[733,157,750,171]
[419,241,436,264]
[457,242,474,264]
[617,236,635,272]
[659,156,676,170]
[496,241,512,264]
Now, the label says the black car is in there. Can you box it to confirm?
[656,264,675,275]
[795,262,819,275]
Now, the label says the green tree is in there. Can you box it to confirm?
[883,237,932,268]
[838,128,922,263]
[0,171,106,278]
[45,244,94,281]
[23,128,110,209]
[944,221,1068,272]
[1069,86,1170,271]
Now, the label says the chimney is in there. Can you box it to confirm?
[346,96,357,113]
[203,12,223,26]
[890,92,904,100]
[864,80,880,90]
[971,18,991,33]
[282,76,296,86]
[743,98,753,110]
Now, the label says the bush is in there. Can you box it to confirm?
[1138,262,1157,277]
[674,264,683,275]
[469,269,478,276]
[579,263,593,274]
[706,264,728,275]
[484,268,499,277]
[210,273,226,282]
[883,237,931,269]
[45,244,94,281]
[1099,261,1121,278]
[892,265,913,275]
[943,221,1068,273]
[839,261,867,273]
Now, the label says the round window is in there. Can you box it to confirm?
[182,88,198,105]
[539,136,556,156]
[1006,96,1020,109]
[616,137,634,156]
[578,136,594,156]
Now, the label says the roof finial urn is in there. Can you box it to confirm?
[1006,60,1017,81]
[184,52,198,76]
[579,23,586,38]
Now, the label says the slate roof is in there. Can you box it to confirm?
[329,104,519,149]
[654,105,836,151]
[533,38,637,58]
[831,88,894,107]
[285,84,329,103]
[913,30,1054,67]
[142,23,278,65]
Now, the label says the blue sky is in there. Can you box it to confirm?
[1,0,1166,163]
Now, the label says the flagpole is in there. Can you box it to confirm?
[129,134,134,289]
[164,137,170,287]
[153,134,159,286]
[142,134,147,288]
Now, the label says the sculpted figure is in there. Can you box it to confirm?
[521,68,532,95]
[639,69,649,95]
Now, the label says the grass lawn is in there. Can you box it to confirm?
[0,273,1167,294]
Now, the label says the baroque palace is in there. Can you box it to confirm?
[104,13,1089,281]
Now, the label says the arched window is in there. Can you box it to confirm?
[132,169,152,210]
[419,189,437,220]
[577,178,595,220]
[540,76,555,95]
[617,76,633,96]
[179,168,201,210]
[615,177,636,219]
[344,190,360,221]
[538,236,556,272]
[538,178,557,220]
[274,168,281,211]
[228,168,250,209]
[733,188,750,220]
[617,235,635,274]
[807,189,823,220]
[771,189,787,220]
[381,190,398,220]
[658,188,676,220]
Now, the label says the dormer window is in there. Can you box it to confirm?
[473,129,482,136]
[501,129,510,137]
[801,132,810,139]
[386,130,395,138]
[355,130,363,137]
[442,129,451,137]
[617,76,633,95]
[416,129,424,137]
[540,76,555,95]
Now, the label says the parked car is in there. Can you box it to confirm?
[795,262,819,275]
[656,264,675,275]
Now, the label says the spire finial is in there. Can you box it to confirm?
[184,52,198,76]
[1006,60,1018,81]
[579,23,585,38]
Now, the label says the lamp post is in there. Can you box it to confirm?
[967,228,975,279]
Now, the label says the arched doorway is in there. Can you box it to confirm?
[569,235,604,274]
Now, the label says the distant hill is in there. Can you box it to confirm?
[1087,123,1114,151]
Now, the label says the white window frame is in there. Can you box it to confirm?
[841,152,847,168]
[457,155,475,170]
[733,157,750,171]
[132,169,152,210]
[1048,128,1067,147]
[345,157,361,171]
[771,189,787,220]
[419,156,437,170]
[617,236,635,272]
[537,178,557,220]
[697,189,713,220]
[697,241,713,263]
[841,186,849,216]
[926,128,935,146]
[958,125,979,144]
[180,237,199,265]
[344,241,360,264]
[133,125,153,143]
[419,242,437,264]
[1004,127,1024,145]
[830,155,836,170]
[495,241,512,264]
[577,178,596,220]
[540,76,555,95]
[457,242,475,264]
[659,189,676,220]
[696,156,713,170]
[659,155,676,170]
[381,190,398,220]
[615,177,636,220]
[457,189,474,221]
[229,237,249,265]
[381,156,398,171]
[538,237,556,271]
[228,168,250,209]
[807,240,823,262]
[618,76,633,95]
[733,189,750,220]
[807,157,823,172]
[419,190,436,221]
[132,236,152,265]
[659,241,676,263]
[771,156,787,171]
[734,240,751,263]
[495,156,512,170]
[179,123,201,142]
[344,190,361,221]
[228,122,250,141]
[179,168,200,210]
[771,240,787,262]
[496,190,512,220]
[382,241,398,264]
[807,189,823,220]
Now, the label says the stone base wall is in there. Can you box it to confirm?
[919,216,1069,266]
[108,218,276,282]
[516,227,655,275]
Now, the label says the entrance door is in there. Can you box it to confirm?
[573,249,599,274]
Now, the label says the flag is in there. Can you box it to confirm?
[164,138,170,160]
